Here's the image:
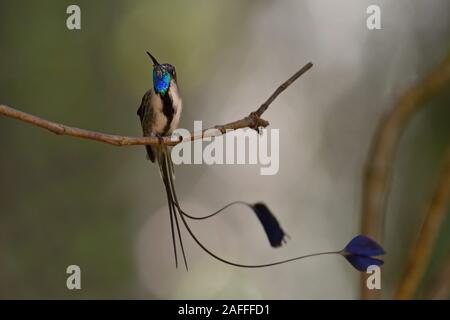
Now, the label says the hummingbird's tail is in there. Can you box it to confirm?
[156,145,188,270]
[154,150,379,271]
[146,145,156,163]
[155,146,295,270]
[162,149,298,269]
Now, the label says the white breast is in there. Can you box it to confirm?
[168,80,183,134]
[149,89,167,134]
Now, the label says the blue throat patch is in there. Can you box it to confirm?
[153,70,171,95]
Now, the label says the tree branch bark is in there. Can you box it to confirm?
[0,63,313,146]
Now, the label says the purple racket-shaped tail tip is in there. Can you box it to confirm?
[341,235,386,272]
[344,254,384,272]
[252,202,288,248]
[344,235,386,256]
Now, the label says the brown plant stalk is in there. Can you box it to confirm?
[395,148,450,299]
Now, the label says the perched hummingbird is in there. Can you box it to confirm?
[137,52,288,271]
[137,52,182,162]
[137,52,188,270]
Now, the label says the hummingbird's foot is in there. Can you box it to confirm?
[151,133,164,145]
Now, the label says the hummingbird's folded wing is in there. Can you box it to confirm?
[137,89,156,162]
[137,89,153,123]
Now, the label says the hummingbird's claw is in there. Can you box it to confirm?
[151,133,164,145]
[157,134,164,145]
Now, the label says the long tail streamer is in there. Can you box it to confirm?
[156,148,345,270]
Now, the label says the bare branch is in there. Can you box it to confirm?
[255,62,313,116]
[0,63,313,146]
[360,52,450,299]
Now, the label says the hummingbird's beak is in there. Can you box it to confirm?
[146,51,160,66]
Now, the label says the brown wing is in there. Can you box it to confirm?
[137,89,153,123]
[137,90,156,162]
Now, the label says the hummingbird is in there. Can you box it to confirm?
[137,52,188,270]
[137,52,182,163]
[137,52,289,271]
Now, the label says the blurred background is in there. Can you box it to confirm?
[0,0,449,299]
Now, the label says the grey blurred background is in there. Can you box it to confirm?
[0,0,449,299]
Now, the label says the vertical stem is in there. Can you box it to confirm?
[395,149,450,299]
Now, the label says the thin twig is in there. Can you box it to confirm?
[0,63,313,146]
[255,62,313,116]
[360,52,450,299]
[394,148,450,299]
